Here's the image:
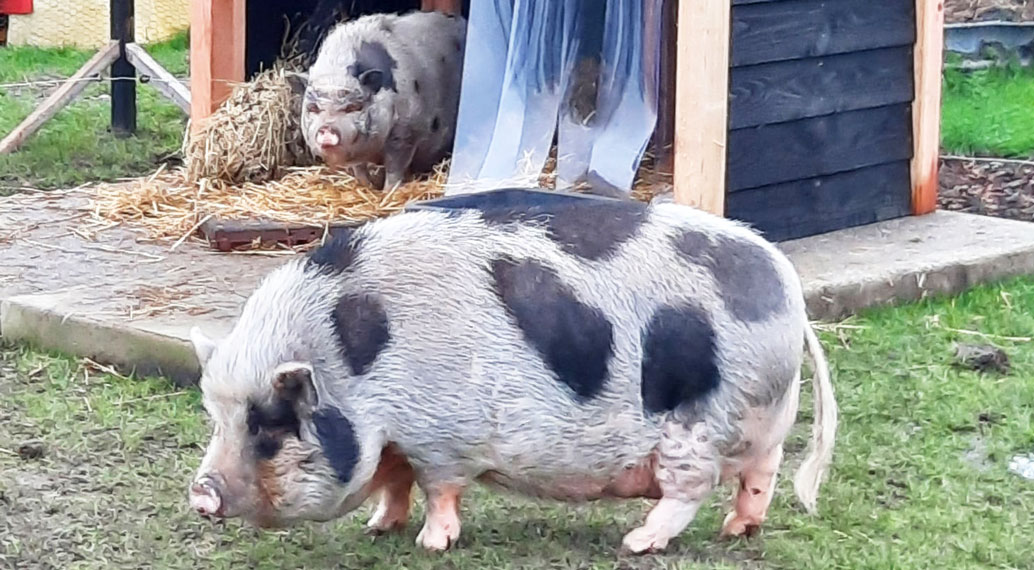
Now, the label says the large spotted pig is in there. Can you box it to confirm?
[187,191,837,554]
[301,11,466,190]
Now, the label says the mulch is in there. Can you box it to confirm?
[938,157,1034,222]
[945,0,1034,23]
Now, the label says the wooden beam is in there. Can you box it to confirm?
[110,0,136,137]
[0,41,121,155]
[125,43,192,114]
[189,0,246,133]
[911,0,945,215]
[672,0,730,215]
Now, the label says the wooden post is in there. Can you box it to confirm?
[189,0,246,133]
[911,0,945,215]
[126,43,192,113]
[422,0,462,14]
[111,0,137,137]
[652,0,677,174]
[672,0,730,215]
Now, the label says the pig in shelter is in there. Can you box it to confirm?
[301,10,467,190]
[187,190,838,554]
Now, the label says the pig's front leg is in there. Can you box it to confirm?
[364,444,416,535]
[383,126,417,191]
[415,481,466,551]
[350,164,373,188]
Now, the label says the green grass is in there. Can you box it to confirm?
[3,278,1034,569]
[941,63,1034,158]
[0,31,189,193]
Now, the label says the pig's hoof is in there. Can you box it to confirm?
[364,517,407,536]
[719,512,762,539]
[620,527,669,555]
[416,525,458,551]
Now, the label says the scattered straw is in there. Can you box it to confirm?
[89,161,450,241]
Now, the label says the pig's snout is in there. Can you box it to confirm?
[316,126,341,149]
[189,475,225,518]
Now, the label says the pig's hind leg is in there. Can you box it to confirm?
[719,443,783,538]
[720,371,800,538]
[621,421,720,554]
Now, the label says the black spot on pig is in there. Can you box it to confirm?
[480,199,647,260]
[308,228,364,273]
[640,304,720,414]
[247,399,302,459]
[332,292,391,376]
[413,79,420,94]
[346,41,397,92]
[491,258,612,400]
[313,407,361,483]
[671,230,786,322]
[431,116,440,132]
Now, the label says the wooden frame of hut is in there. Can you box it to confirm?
[188,0,945,242]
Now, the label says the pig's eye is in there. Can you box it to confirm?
[342,103,363,114]
[306,103,320,114]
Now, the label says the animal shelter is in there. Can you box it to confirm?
[185,0,944,243]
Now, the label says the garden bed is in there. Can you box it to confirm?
[946,0,1034,23]
[939,157,1034,222]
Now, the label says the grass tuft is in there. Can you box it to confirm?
[0,31,189,193]
[941,63,1034,158]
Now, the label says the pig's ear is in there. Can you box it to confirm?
[190,326,217,368]
[272,361,320,409]
[358,69,385,92]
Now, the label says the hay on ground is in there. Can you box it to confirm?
[88,150,671,246]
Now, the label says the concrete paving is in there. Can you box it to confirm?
[4,188,1034,385]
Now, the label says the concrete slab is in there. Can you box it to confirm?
[4,189,1034,385]
[779,210,1034,320]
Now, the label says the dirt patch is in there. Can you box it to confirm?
[946,0,1034,23]
[938,157,1034,222]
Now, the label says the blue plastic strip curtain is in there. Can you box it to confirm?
[446,0,663,195]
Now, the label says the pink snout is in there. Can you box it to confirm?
[189,476,225,518]
[315,126,341,149]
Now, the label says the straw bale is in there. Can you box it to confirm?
[180,65,313,185]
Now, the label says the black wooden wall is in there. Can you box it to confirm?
[724,0,918,242]
[244,0,432,79]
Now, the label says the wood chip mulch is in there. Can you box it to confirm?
[945,0,1034,23]
[938,157,1034,222]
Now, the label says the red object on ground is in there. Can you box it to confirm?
[0,0,32,15]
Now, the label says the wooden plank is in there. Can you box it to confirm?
[125,43,192,114]
[911,0,945,215]
[726,161,912,242]
[199,217,359,252]
[729,46,915,129]
[110,0,136,137]
[189,0,246,132]
[672,0,730,215]
[731,0,916,67]
[0,42,121,155]
[727,103,913,192]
